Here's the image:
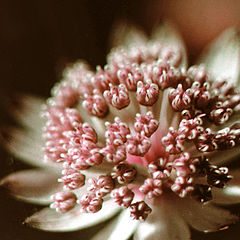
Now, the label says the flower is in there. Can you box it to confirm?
[1,23,240,240]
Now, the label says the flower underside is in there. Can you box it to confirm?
[41,39,240,221]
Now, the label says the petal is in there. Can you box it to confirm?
[109,21,147,48]
[9,94,45,133]
[152,22,188,68]
[0,127,56,168]
[176,197,238,232]
[0,169,61,204]
[198,28,240,86]
[158,90,178,134]
[209,146,240,166]
[134,197,190,240]
[212,170,240,204]
[91,210,138,240]
[25,199,121,231]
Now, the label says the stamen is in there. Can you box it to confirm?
[111,163,137,184]
[129,201,152,221]
[207,166,232,188]
[148,157,172,179]
[105,117,130,145]
[171,176,194,198]
[117,64,143,91]
[78,193,103,213]
[173,153,196,177]
[162,127,184,154]
[134,112,159,137]
[88,175,115,197]
[59,168,85,190]
[102,144,127,164]
[50,191,77,213]
[126,133,151,156]
[104,83,130,109]
[94,66,118,93]
[191,184,212,203]
[169,84,193,111]
[111,186,134,208]
[139,178,163,199]
[83,90,109,118]
[136,80,159,106]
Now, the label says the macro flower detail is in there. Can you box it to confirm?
[1,23,240,240]
[50,191,77,213]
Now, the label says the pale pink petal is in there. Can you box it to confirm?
[91,210,138,240]
[0,127,55,168]
[109,21,147,48]
[25,199,121,231]
[152,22,188,68]
[199,28,240,86]
[212,170,240,204]
[134,197,190,240]
[175,197,238,232]
[0,169,61,204]
[10,94,45,132]
[158,90,177,134]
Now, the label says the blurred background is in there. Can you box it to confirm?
[0,0,240,239]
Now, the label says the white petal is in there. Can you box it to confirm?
[158,90,177,134]
[109,21,147,48]
[0,169,61,204]
[1,127,56,168]
[134,197,190,240]
[176,197,238,232]
[199,28,240,87]
[212,170,240,204]
[91,210,138,240]
[25,199,121,231]
[152,22,188,68]
[10,94,45,132]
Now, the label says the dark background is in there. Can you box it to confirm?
[0,1,240,239]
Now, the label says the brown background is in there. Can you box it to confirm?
[0,1,240,239]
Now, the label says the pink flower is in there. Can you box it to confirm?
[1,23,240,240]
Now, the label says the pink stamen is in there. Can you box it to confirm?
[50,191,77,213]
[139,178,163,199]
[134,112,159,137]
[104,83,130,110]
[88,175,115,197]
[129,201,152,221]
[59,168,85,190]
[111,186,134,208]
[111,163,137,184]
[126,133,151,156]
[79,193,103,213]
[83,90,109,118]
[136,80,159,106]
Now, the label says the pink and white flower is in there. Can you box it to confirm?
[1,23,240,240]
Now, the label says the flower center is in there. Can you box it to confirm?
[42,42,240,221]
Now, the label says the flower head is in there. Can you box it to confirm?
[1,23,240,239]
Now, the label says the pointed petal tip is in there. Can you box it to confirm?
[198,27,240,85]
[0,174,18,194]
[23,214,45,230]
[109,20,147,49]
[22,199,121,232]
[0,169,61,205]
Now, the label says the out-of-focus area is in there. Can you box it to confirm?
[0,1,240,240]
